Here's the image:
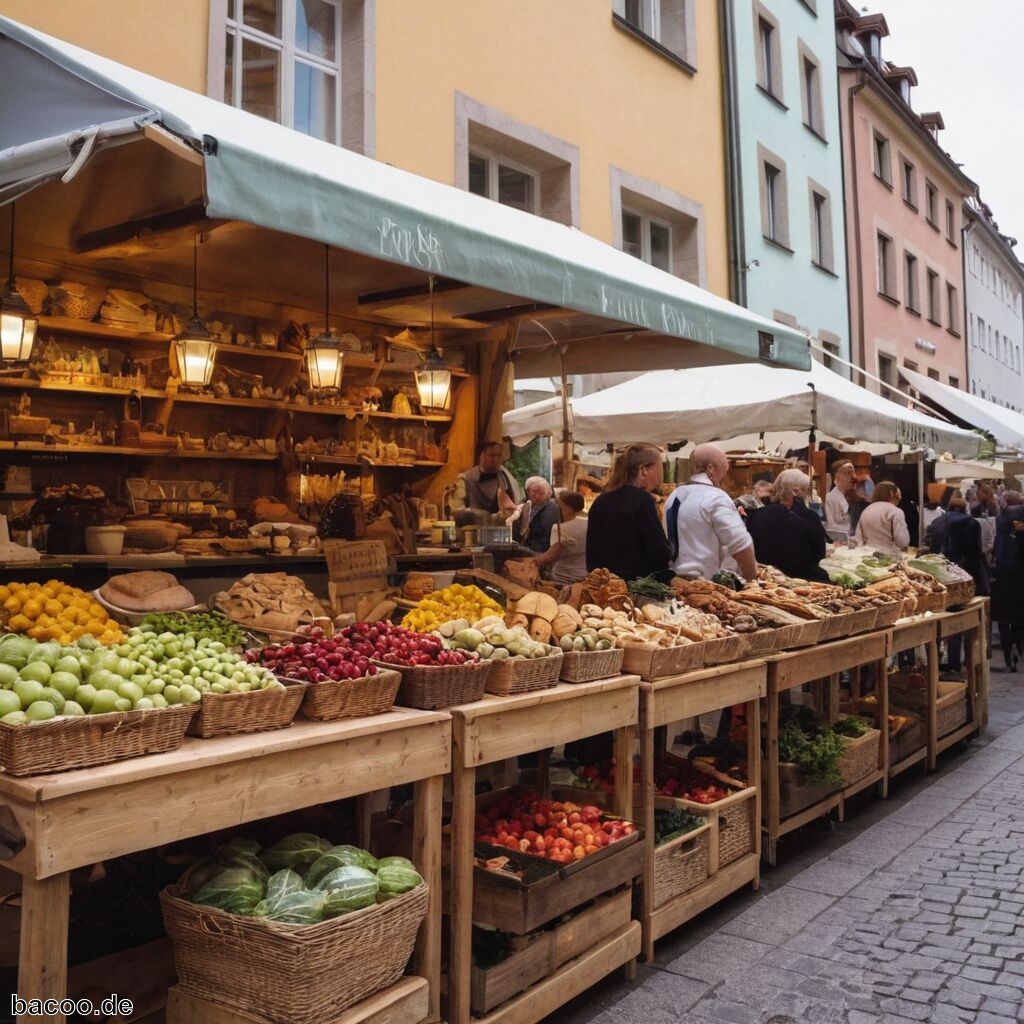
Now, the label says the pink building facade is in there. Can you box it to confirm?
[836,7,975,400]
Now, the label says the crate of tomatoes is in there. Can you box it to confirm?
[470,788,643,933]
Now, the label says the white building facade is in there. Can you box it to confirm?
[963,201,1024,413]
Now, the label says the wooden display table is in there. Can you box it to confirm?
[638,660,766,960]
[448,676,642,1024]
[762,631,890,866]
[887,615,938,780]
[2,710,451,1024]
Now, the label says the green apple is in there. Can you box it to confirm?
[25,701,56,723]
[13,679,44,708]
[19,662,51,685]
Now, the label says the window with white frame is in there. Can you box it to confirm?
[873,130,892,186]
[925,180,938,225]
[223,0,342,144]
[903,251,919,312]
[926,268,940,322]
[877,232,895,298]
[621,209,672,272]
[945,199,957,244]
[468,150,538,214]
[612,0,695,65]
[900,157,916,207]
[946,282,959,333]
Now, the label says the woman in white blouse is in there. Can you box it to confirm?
[853,481,911,554]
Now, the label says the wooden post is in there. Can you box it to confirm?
[748,696,762,889]
[764,676,780,867]
[639,691,656,961]
[412,775,443,1024]
[448,733,476,1024]
[877,651,890,799]
[18,873,71,1024]
[612,721,638,981]
[926,638,939,771]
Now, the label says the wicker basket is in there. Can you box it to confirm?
[160,882,428,1024]
[701,632,751,665]
[837,728,881,787]
[293,669,402,722]
[718,790,757,867]
[776,618,823,650]
[619,640,703,680]
[187,679,307,738]
[0,703,197,776]
[773,761,839,820]
[651,824,710,908]
[744,629,782,656]
[914,590,948,614]
[944,579,975,609]
[936,681,968,737]
[375,659,493,710]
[817,611,853,643]
[871,601,902,628]
[486,649,563,696]
[890,709,925,764]
[559,645,625,683]
[322,539,390,581]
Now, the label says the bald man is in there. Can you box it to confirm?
[664,443,757,581]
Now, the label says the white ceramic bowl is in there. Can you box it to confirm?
[85,525,127,556]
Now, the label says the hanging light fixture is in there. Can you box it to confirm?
[414,276,451,413]
[306,245,343,390]
[0,204,38,362]
[173,235,216,388]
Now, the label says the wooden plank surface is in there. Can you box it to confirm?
[889,617,937,654]
[17,873,70,1024]
[66,938,175,1023]
[647,662,766,726]
[474,921,641,1024]
[412,775,443,1023]
[937,606,983,638]
[774,792,842,838]
[453,678,639,768]
[22,717,451,878]
[0,709,450,803]
[166,976,428,1024]
[649,853,759,944]
[769,631,889,690]
[888,747,927,779]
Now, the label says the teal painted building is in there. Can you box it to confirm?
[722,0,850,366]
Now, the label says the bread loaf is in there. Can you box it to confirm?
[100,583,195,612]
[105,570,180,600]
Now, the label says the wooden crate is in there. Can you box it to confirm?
[937,681,968,737]
[890,711,925,765]
[620,641,703,681]
[771,761,839,820]
[837,728,881,788]
[472,832,643,934]
[470,888,630,1016]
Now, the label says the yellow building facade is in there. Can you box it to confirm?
[0,0,730,298]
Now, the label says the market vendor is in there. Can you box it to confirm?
[664,444,756,582]
[586,443,673,581]
[852,481,910,554]
[515,477,560,554]
[450,440,522,515]
[534,491,588,583]
[824,459,856,538]
[745,469,829,582]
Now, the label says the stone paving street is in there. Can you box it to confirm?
[556,668,1024,1024]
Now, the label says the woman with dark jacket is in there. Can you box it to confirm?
[942,496,991,674]
[746,469,830,582]
[991,492,1024,671]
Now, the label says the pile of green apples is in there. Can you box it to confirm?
[0,627,280,726]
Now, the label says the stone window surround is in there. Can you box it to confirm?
[876,229,896,300]
[925,264,941,324]
[609,166,707,287]
[611,0,698,72]
[807,177,834,273]
[876,347,899,399]
[753,1,784,103]
[454,93,580,228]
[205,0,376,157]
[797,38,825,139]
[872,126,892,187]
[902,246,920,313]
[898,151,917,209]
[757,142,790,250]
[924,178,939,227]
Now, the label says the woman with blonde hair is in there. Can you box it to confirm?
[746,469,830,581]
[852,481,910,554]
[586,443,672,581]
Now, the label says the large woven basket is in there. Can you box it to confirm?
[187,679,306,738]
[776,618,823,650]
[701,632,751,665]
[560,645,625,683]
[870,601,901,628]
[718,791,757,867]
[944,579,975,609]
[620,640,703,680]
[837,728,881,787]
[745,628,782,656]
[773,761,839,820]
[913,590,947,614]
[817,611,853,643]
[936,681,968,737]
[651,824,710,908]
[160,882,428,1024]
[486,649,563,696]
[375,658,493,710]
[294,669,402,722]
[0,703,197,776]
[322,539,390,581]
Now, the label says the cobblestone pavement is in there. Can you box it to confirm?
[555,667,1024,1024]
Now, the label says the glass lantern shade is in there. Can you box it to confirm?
[173,327,217,387]
[306,333,344,390]
[415,348,452,412]
[0,303,36,362]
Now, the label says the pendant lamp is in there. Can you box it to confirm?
[173,235,216,388]
[306,245,343,390]
[0,204,38,362]
[414,276,451,412]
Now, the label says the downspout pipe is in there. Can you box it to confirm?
[719,0,746,308]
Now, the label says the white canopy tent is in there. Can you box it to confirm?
[503,361,981,459]
[933,458,1009,482]
[900,367,1024,454]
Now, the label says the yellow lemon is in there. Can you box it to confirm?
[3,595,22,614]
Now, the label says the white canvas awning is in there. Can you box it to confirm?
[503,361,981,458]
[0,16,810,373]
[933,458,1006,481]
[900,366,1024,453]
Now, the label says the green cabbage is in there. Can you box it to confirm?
[259,833,332,873]
[266,868,305,902]
[316,866,379,916]
[305,845,378,887]
[376,859,423,900]
[221,837,262,856]
[216,847,270,883]
[178,857,223,897]
[191,865,266,915]
[252,889,327,925]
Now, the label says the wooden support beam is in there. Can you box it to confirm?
[74,202,222,255]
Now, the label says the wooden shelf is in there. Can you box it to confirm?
[0,378,164,399]
[38,316,172,342]
[296,453,445,469]
[212,342,302,362]
[345,354,470,378]
[282,403,453,423]
[170,392,287,411]
[0,441,277,461]
[372,410,453,423]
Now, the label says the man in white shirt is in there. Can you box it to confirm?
[664,444,757,581]
[825,459,856,539]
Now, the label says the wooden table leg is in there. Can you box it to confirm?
[613,722,639,980]
[18,873,70,1024]
[448,738,476,1024]
[764,678,780,868]
[965,625,979,737]
[926,638,939,771]
[356,791,375,851]
[878,655,890,798]
[639,693,656,961]
[413,774,443,1024]
[748,697,761,890]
